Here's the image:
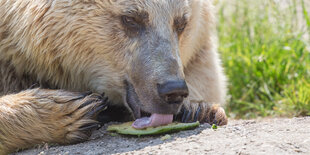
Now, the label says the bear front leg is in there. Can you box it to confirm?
[177,48,228,125]
[0,88,108,154]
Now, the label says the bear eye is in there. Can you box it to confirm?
[176,24,186,33]
[121,16,140,29]
[174,16,188,35]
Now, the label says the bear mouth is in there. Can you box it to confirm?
[124,80,173,129]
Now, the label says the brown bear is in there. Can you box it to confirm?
[0,0,227,153]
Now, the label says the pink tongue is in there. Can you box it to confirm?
[132,113,173,129]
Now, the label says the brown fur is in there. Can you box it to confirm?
[0,0,227,154]
[0,89,106,154]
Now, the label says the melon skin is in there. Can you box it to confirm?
[107,121,200,136]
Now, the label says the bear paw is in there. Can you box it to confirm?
[37,90,109,144]
[175,101,228,126]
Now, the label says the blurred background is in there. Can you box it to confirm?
[214,0,310,118]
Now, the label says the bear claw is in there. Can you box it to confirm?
[193,106,201,122]
[181,108,192,123]
[83,94,109,119]
[79,123,101,132]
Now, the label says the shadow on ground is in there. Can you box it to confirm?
[15,122,212,155]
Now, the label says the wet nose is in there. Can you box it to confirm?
[157,80,189,104]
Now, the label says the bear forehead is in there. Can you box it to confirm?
[104,0,191,17]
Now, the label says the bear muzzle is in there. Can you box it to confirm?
[124,80,186,129]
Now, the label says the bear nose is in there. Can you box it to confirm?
[157,80,189,104]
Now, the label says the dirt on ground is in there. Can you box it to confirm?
[16,117,310,155]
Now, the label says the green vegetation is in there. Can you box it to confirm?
[216,0,310,118]
[107,121,200,136]
[211,124,218,130]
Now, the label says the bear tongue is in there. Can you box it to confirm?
[132,113,173,129]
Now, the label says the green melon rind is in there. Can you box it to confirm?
[107,121,200,136]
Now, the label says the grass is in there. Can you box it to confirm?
[216,0,310,118]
